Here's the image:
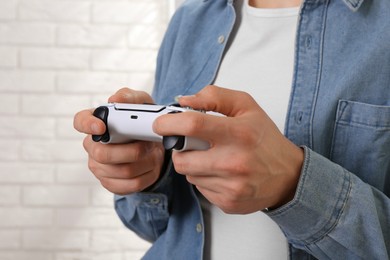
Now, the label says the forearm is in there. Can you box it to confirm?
[268,147,390,259]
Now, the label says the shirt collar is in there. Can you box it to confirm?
[229,0,365,12]
[342,0,365,11]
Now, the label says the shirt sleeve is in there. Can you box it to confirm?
[114,159,174,242]
[267,146,390,259]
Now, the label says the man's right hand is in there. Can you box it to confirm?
[73,88,165,195]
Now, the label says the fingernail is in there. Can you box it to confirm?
[174,95,183,102]
[174,94,194,103]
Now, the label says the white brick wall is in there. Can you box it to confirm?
[0,0,172,259]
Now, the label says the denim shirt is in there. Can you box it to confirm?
[114,0,390,259]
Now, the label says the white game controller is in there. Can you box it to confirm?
[92,103,217,151]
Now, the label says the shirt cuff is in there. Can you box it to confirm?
[267,146,352,246]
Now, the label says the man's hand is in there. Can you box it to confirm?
[74,88,165,195]
[153,85,303,213]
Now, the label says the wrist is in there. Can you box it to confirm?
[271,144,304,209]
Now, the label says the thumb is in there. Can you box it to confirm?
[178,85,259,117]
[108,87,154,104]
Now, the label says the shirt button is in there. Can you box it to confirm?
[150,198,160,204]
[305,36,312,49]
[295,111,303,124]
[218,35,225,44]
[196,223,202,233]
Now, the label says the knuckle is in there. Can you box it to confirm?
[87,159,98,174]
[152,116,163,132]
[136,90,153,103]
[185,113,205,135]
[73,112,80,130]
[202,85,219,97]
[237,90,253,101]
[218,198,238,214]
[92,145,110,163]
[150,145,164,166]
[130,143,144,162]
[229,181,252,199]
[82,136,89,151]
[99,178,114,192]
[172,155,189,174]
[231,159,251,176]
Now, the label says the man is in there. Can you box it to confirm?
[74,0,390,258]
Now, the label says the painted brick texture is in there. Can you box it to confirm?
[0,0,174,259]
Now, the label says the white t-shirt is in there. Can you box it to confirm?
[201,0,299,259]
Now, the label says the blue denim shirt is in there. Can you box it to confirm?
[114,0,390,259]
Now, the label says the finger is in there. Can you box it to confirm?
[108,87,154,104]
[172,148,238,176]
[179,85,260,117]
[83,137,158,164]
[153,110,230,142]
[88,156,155,180]
[74,109,106,135]
[98,170,159,195]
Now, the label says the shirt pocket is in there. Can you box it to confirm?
[330,100,390,193]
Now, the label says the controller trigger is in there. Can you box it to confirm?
[92,106,110,142]
[168,110,182,114]
[163,136,185,150]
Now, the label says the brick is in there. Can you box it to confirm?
[0,186,21,205]
[56,208,122,228]
[58,24,127,47]
[0,116,56,138]
[91,186,115,207]
[0,252,52,260]
[56,252,122,260]
[23,229,89,249]
[0,140,20,161]
[57,117,86,139]
[19,0,90,22]
[23,185,89,206]
[0,0,17,20]
[0,93,19,115]
[0,70,55,93]
[0,230,20,249]
[91,229,151,252]
[91,94,115,107]
[0,0,171,257]
[91,49,157,72]
[0,47,18,68]
[21,94,90,116]
[92,1,163,24]
[0,163,55,183]
[124,251,149,260]
[128,24,165,48]
[56,163,98,184]
[0,207,53,227]
[57,71,128,94]
[21,48,90,69]
[128,72,155,94]
[21,140,87,162]
[0,23,55,45]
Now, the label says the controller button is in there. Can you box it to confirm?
[163,136,185,150]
